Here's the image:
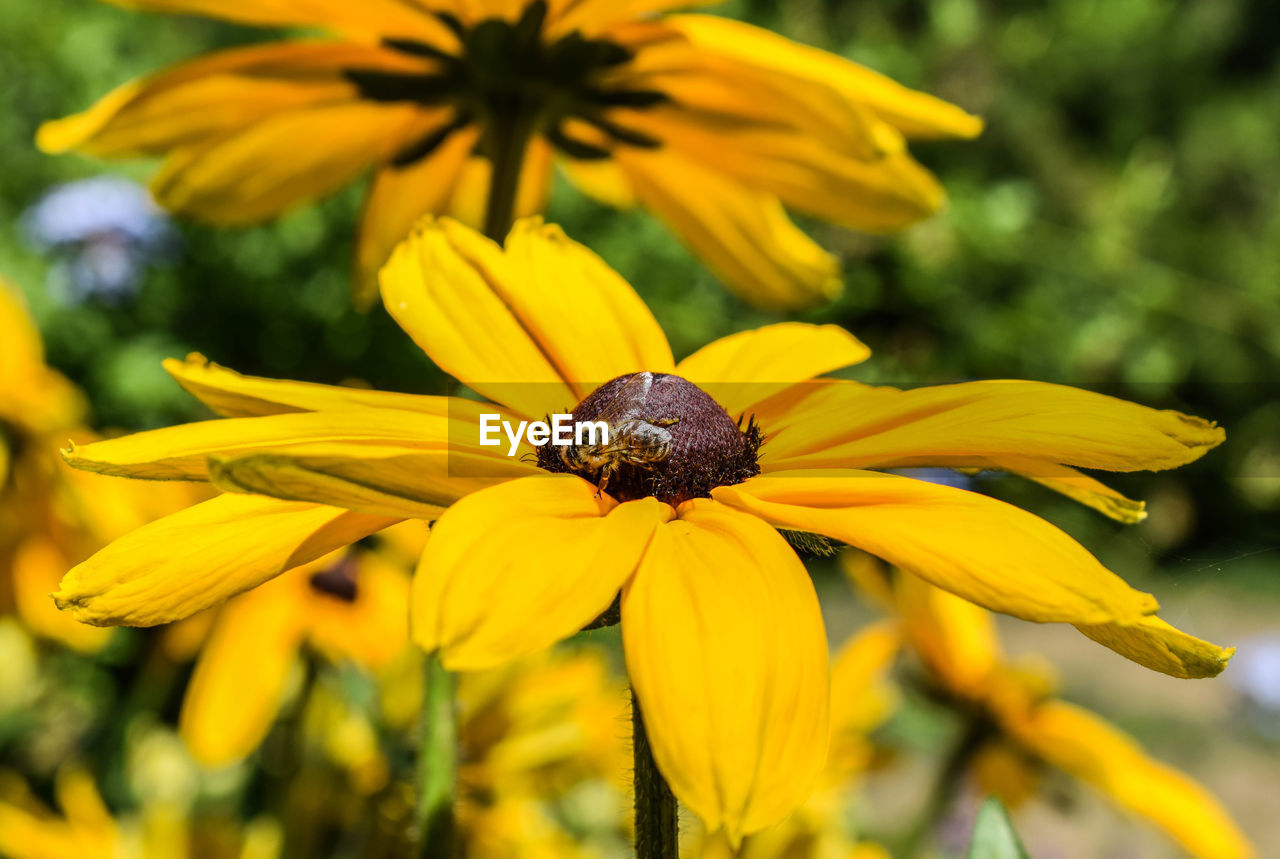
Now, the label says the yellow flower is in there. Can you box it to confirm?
[39,0,980,310]
[0,768,283,859]
[57,217,1224,841]
[845,556,1253,859]
[176,536,416,768]
[691,620,900,858]
[453,647,632,856]
[0,278,203,652]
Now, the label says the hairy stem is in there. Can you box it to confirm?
[632,689,679,859]
[415,654,457,858]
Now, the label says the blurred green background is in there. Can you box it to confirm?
[1,0,1277,854]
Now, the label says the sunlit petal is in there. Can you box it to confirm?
[613,147,842,310]
[666,15,983,139]
[98,0,459,43]
[714,471,1159,625]
[675,323,868,417]
[151,101,422,223]
[1075,616,1235,679]
[54,494,395,626]
[622,500,828,843]
[38,41,428,157]
[414,476,671,670]
[382,217,673,415]
[758,380,1224,475]
[63,408,457,481]
[164,354,449,418]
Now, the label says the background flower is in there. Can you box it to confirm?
[39,0,978,310]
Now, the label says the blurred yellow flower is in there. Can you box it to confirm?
[39,0,980,310]
[55,217,1226,841]
[0,278,203,652]
[455,647,632,857]
[0,768,282,859]
[844,554,1253,859]
[176,536,416,768]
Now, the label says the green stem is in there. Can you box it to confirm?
[632,689,679,859]
[896,715,990,856]
[415,653,457,859]
[482,100,539,242]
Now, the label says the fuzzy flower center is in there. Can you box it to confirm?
[536,372,762,506]
[346,0,665,166]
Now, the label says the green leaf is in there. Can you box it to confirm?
[967,798,1030,859]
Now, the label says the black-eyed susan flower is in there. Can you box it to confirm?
[842,555,1253,859]
[39,0,980,310]
[57,217,1227,842]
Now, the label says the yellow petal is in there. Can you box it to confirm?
[998,457,1147,524]
[151,100,421,223]
[12,538,113,653]
[1075,616,1235,679]
[622,500,828,843]
[38,41,426,157]
[180,574,307,766]
[558,156,636,209]
[499,218,675,398]
[381,217,673,416]
[1011,702,1253,859]
[613,146,843,311]
[208,443,531,519]
[757,380,1224,474]
[62,408,456,481]
[164,353,449,417]
[829,620,900,745]
[0,281,86,432]
[632,107,945,232]
[549,0,712,37]
[666,15,983,140]
[53,494,395,626]
[414,476,671,670]
[713,471,1159,625]
[99,0,458,43]
[675,323,869,417]
[354,124,481,308]
[892,572,1002,696]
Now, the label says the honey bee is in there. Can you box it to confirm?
[558,372,680,495]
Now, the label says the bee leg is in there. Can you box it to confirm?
[596,464,613,499]
[648,416,681,428]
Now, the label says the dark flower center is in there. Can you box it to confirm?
[536,372,762,506]
[345,0,665,166]
[308,556,359,603]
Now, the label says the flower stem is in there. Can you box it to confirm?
[415,653,457,858]
[632,689,679,859]
[482,100,538,242]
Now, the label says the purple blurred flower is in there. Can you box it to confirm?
[1229,634,1280,740]
[23,176,178,302]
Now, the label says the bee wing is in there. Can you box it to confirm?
[590,373,653,426]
